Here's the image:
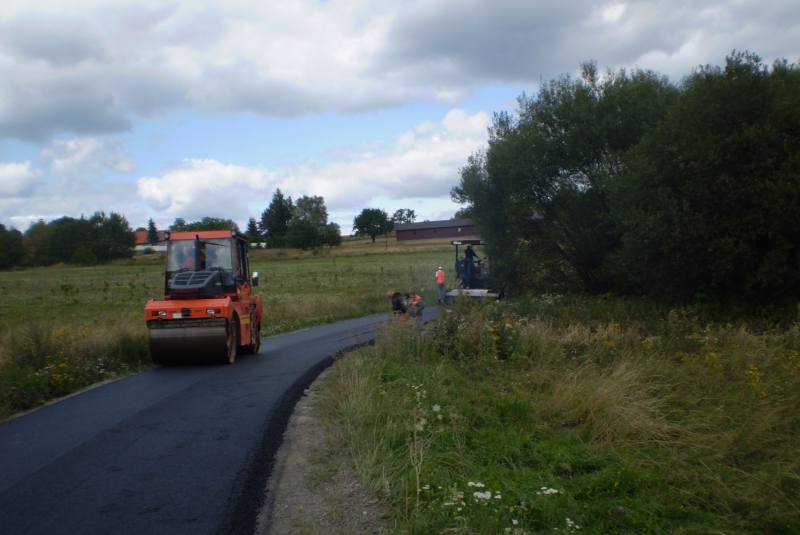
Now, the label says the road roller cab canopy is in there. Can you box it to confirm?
[161,230,257,298]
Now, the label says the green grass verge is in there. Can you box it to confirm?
[316,296,800,534]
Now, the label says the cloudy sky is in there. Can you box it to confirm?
[0,0,797,234]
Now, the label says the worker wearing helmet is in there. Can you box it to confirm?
[435,267,446,303]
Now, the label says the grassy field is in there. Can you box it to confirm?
[317,297,800,534]
[248,236,456,335]
[0,236,455,420]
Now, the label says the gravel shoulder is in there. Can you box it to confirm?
[255,368,390,535]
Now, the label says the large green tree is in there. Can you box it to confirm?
[453,63,676,292]
[391,208,416,224]
[23,220,51,266]
[354,208,393,242]
[170,218,187,231]
[608,52,800,301]
[24,212,135,265]
[88,212,135,261]
[182,217,240,232]
[0,224,24,269]
[286,195,329,249]
[453,206,473,220]
[321,222,343,248]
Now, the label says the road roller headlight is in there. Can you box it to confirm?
[151,310,167,317]
[207,309,220,315]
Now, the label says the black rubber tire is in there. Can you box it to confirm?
[249,322,262,354]
[239,321,262,355]
[223,318,238,364]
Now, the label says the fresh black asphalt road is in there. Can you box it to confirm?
[0,308,438,535]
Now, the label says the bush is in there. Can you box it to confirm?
[71,245,97,265]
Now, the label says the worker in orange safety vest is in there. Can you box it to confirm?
[435,267,446,303]
[407,288,423,318]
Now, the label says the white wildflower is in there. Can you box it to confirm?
[537,487,560,495]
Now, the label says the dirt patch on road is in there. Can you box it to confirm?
[255,368,391,535]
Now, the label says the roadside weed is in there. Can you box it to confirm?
[321,296,800,534]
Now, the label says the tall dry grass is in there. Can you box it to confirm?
[0,315,150,420]
[317,295,800,534]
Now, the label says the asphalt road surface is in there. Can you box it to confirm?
[0,308,438,535]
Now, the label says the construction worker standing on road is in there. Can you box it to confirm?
[435,267,446,303]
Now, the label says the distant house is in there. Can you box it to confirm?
[134,230,167,252]
[394,219,476,241]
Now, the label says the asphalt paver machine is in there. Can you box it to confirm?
[444,239,502,303]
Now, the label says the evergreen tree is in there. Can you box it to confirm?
[245,217,262,247]
[146,218,159,245]
[259,189,294,246]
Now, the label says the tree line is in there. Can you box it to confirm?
[0,212,136,268]
[453,51,800,303]
[0,189,421,269]
[246,191,416,248]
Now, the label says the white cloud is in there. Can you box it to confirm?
[135,109,489,228]
[0,161,42,198]
[0,157,135,229]
[0,0,797,141]
[137,159,277,219]
[601,4,627,24]
[40,137,135,178]
[270,109,489,214]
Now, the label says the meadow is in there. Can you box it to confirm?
[0,236,454,420]
[316,297,800,534]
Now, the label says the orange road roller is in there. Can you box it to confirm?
[144,230,263,365]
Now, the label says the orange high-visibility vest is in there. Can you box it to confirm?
[436,269,445,284]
